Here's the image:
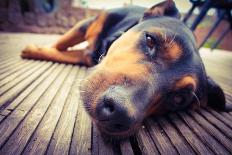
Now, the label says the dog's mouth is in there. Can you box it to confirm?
[80,67,155,139]
[95,119,141,138]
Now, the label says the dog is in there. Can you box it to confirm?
[21,0,227,139]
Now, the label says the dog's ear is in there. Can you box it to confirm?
[142,0,181,20]
[206,77,226,110]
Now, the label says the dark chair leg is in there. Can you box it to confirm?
[198,11,226,48]
[211,26,230,50]
[183,4,196,24]
[191,0,212,31]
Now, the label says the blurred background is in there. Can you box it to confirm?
[0,2,231,154]
[0,0,231,50]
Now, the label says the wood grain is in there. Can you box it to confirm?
[0,62,52,109]
[168,113,213,155]
[0,65,71,155]
[0,61,40,88]
[0,34,232,155]
[22,66,76,155]
[0,64,65,149]
[145,119,178,155]
[69,68,92,155]
[136,123,160,155]
[189,111,232,154]
[179,112,231,155]
[0,60,26,75]
[120,139,134,155]
[0,64,58,117]
[157,117,195,155]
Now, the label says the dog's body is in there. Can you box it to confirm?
[84,6,146,65]
[22,0,227,138]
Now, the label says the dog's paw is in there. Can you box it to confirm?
[21,44,47,59]
[21,44,41,59]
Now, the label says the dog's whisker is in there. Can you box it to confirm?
[164,31,167,43]
[74,84,82,87]
[75,80,84,84]
[162,27,167,43]
[98,53,105,62]
[191,91,201,108]
[168,33,176,47]
[74,79,84,83]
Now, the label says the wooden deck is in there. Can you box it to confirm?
[0,32,232,155]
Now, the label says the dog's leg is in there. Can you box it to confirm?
[21,45,93,66]
[21,18,95,66]
[52,18,94,51]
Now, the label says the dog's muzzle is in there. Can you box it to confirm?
[95,86,137,134]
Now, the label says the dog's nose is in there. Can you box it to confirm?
[96,89,133,132]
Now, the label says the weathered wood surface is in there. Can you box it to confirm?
[0,33,232,155]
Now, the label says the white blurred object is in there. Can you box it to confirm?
[72,0,215,15]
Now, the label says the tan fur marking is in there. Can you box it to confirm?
[101,30,150,77]
[165,43,182,61]
[125,100,137,118]
[84,30,152,113]
[174,75,197,91]
[146,94,164,116]
[85,12,108,49]
[141,27,183,62]
[53,18,92,51]
[21,45,93,66]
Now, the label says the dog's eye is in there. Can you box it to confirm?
[168,94,187,111]
[164,91,192,111]
[146,34,155,49]
[145,34,156,57]
[173,95,185,107]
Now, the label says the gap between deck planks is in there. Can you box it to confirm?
[0,33,232,155]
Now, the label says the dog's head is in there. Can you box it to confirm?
[80,0,225,138]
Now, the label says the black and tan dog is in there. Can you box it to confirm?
[21,0,227,138]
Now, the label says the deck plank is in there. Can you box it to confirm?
[120,140,134,155]
[0,61,39,88]
[0,61,26,75]
[219,112,232,122]
[0,65,71,155]
[168,113,213,154]
[145,119,178,155]
[205,108,232,129]
[0,64,64,148]
[0,33,232,155]
[92,125,120,155]
[69,68,92,155]
[157,117,195,155]
[189,111,232,154]
[0,61,31,80]
[0,57,16,65]
[45,67,82,155]
[136,123,160,155]
[0,59,20,71]
[198,109,232,138]
[179,112,231,155]
[0,64,57,119]
[0,62,52,110]
[0,62,48,95]
[22,66,76,155]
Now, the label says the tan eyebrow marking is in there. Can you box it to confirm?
[145,28,183,62]
[174,75,197,91]
[163,42,182,62]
